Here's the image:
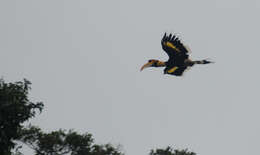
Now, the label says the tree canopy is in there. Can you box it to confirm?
[0,79,123,155]
[19,125,124,155]
[150,147,196,155]
[0,79,43,154]
[0,78,197,155]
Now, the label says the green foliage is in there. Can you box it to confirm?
[19,125,124,155]
[0,78,197,155]
[91,144,123,155]
[149,146,196,155]
[0,79,43,154]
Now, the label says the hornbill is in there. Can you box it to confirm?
[140,33,213,76]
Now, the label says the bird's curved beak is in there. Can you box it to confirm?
[140,62,153,71]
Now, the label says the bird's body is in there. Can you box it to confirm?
[140,33,213,76]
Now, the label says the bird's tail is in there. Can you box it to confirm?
[193,59,214,64]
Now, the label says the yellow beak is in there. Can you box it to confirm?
[140,62,153,71]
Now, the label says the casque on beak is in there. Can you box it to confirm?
[140,62,153,71]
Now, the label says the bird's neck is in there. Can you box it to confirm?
[155,60,166,67]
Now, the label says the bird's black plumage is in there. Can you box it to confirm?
[161,33,189,60]
[161,33,190,75]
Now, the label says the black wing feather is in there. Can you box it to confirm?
[161,33,189,61]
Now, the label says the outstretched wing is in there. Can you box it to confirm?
[161,33,189,60]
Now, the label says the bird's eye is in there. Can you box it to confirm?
[148,60,152,62]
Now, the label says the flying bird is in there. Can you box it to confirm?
[140,33,213,76]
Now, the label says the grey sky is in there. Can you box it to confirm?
[1,0,260,155]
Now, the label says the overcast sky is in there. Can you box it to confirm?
[1,0,260,155]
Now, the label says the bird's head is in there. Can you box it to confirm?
[140,59,165,71]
